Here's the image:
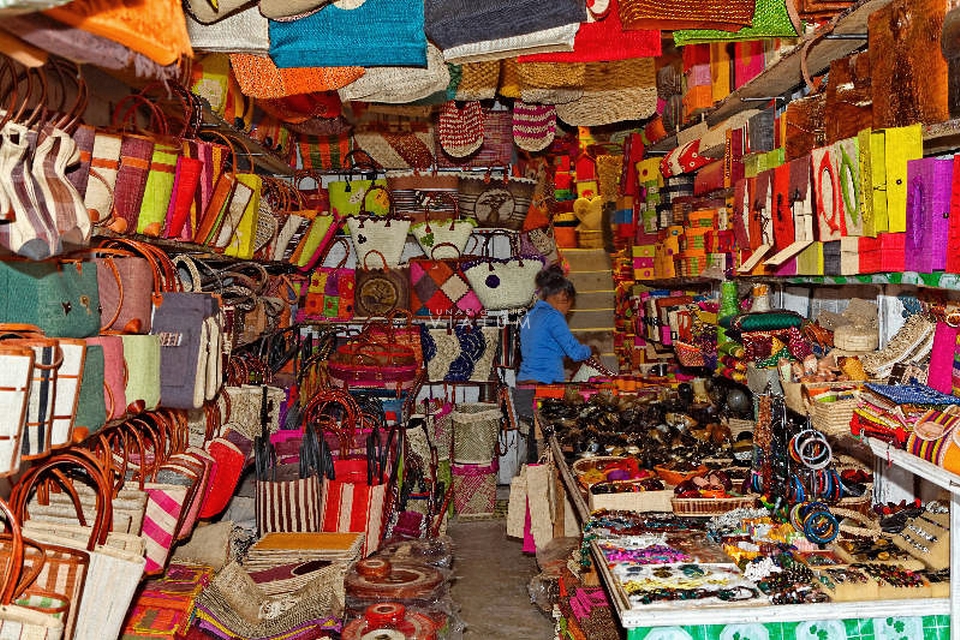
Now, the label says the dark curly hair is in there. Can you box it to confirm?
[536,264,576,300]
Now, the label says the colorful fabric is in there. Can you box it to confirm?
[122,564,213,639]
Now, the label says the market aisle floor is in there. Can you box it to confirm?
[448,519,555,638]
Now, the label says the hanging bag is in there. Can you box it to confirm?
[462,232,544,310]
[354,250,411,319]
[410,192,477,258]
[408,244,484,318]
[346,186,412,269]
[458,171,535,231]
[298,237,356,321]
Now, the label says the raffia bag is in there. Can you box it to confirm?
[451,402,501,464]
[455,60,501,101]
[618,0,756,30]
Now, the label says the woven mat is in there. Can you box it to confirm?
[452,498,509,522]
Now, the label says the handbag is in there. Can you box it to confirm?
[353,111,435,171]
[0,496,66,640]
[420,322,499,384]
[10,452,146,640]
[121,335,162,412]
[459,172,536,231]
[354,251,411,319]
[436,108,513,169]
[0,259,100,339]
[298,237,356,321]
[555,58,658,126]
[91,249,156,334]
[410,200,477,260]
[326,338,420,392]
[462,234,544,311]
[86,336,127,422]
[31,123,92,250]
[0,344,34,476]
[408,245,484,318]
[450,401,502,464]
[269,0,427,68]
[346,188,412,269]
[327,151,390,219]
[255,412,323,535]
[319,458,390,557]
[151,293,219,411]
[0,121,61,260]
[386,170,460,223]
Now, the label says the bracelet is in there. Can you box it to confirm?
[802,506,840,545]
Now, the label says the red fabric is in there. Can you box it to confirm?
[198,438,246,519]
[163,156,203,240]
[320,458,388,557]
[772,162,795,251]
[517,0,660,62]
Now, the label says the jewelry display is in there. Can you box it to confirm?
[906,523,937,543]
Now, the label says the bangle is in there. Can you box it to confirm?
[804,509,839,545]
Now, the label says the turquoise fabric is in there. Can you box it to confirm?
[268,0,426,68]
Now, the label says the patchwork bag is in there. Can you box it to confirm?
[409,245,484,318]
[298,237,356,321]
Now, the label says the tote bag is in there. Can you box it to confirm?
[319,458,388,557]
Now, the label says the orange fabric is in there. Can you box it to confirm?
[46,0,192,66]
[229,54,365,99]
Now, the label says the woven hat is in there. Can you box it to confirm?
[517,61,585,104]
[455,61,501,101]
[512,102,556,153]
[185,5,268,55]
[555,58,657,126]
[438,101,485,158]
[229,54,364,98]
[498,58,522,99]
[339,44,450,104]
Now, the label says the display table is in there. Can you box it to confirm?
[548,435,952,639]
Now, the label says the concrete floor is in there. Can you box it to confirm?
[448,519,556,638]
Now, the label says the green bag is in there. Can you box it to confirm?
[673,0,801,45]
[136,138,181,236]
[0,260,101,338]
[121,334,162,411]
[74,344,106,435]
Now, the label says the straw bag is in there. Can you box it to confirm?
[385,170,459,222]
[0,497,66,640]
[410,195,477,258]
[421,322,499,383]
[346,187,412,269]
[339,44,449,104]
[451,402,502,464]
[10,452,146,640]
[462,234,544,311]
[354,251,411,319]
[672,0,802,45]
[556,58,658,126]
[409,245,484,318]
[459,172,536,231]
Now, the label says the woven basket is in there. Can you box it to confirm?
[451,403,501,464]
[673,341,706,368]
[810,397,860,437]
[671,495,757,516]
[452,462,497,516]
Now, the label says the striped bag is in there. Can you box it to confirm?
[319,458,388,557]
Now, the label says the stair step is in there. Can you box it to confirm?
[575,290,615,308]
[571,330,615,353]
[568,308,615,329]
[566,270,615,291]
[562,248,612,271]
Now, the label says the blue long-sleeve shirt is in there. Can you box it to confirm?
[517,300,592,383]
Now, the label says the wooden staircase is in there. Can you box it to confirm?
[563,248,618,373]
